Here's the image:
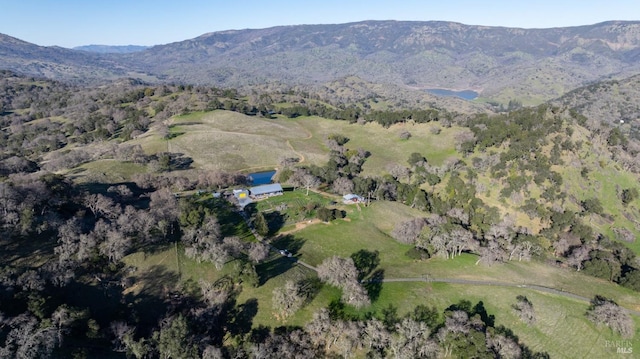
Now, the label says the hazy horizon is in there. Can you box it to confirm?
[1,0,639,48]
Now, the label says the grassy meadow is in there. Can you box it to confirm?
[129,110,464,176]
[70,159,147,183]
[166,111,318,172]
[121,194,640,358]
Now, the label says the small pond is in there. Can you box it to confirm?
[248,170,276,185]
[426,88,479,100]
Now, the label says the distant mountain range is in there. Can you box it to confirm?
[73,45,149,54]
[2,20,640,103]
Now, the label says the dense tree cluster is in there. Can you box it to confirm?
[0,169,260,356]
[253,298,547,359]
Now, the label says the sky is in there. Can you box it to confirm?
[1,0,639,48]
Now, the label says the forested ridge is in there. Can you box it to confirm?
[1,70,639,357]
[4,20,640,105]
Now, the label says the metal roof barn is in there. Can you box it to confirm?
[250,183,283,196]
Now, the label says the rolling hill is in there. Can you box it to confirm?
[554,73,640,125]
[0,33,130,82]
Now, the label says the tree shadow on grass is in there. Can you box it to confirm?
[264,210,285,235]
[77,181,146,198]
[351,249,380,281]
[124,265,182,334]
[445,299,495,328]
[250,325,272,344]
[270,234,305,256]
[228,298,258,336]
[57,280,128,331]
[0,234,58,267]
[297,277,323,305]
[133,264,181,297]
[135,241,180,258]
[168,131,185,139]
[255,256,295,286]
[364,269,385,302]
[473,300,495,327]
[216,201,253,238]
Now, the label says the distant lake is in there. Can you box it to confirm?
[248,170,276,185]
[426,88,478,100]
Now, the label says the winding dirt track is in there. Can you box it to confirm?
[237,199,640,317]
[290,260,640,317]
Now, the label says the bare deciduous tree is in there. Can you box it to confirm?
[342,280,371,308]
[475,241,507,266]
[149,188,179,222]
[362,318,390,351]
[248,242,270,263]
[54,218,82,264]
[287,169,320,195]
[99,230,130,263]
[421,225,475,259]
[446,207,469,226]
[509,241,540,262]
[305,308,361,356]
[389,318,438,359]
[586,296,634,338]
[1,313,59,359]
[272,280,304,321]
[279,157,300,168]
[332,177,354,195]
[391,218,427,244]
[317,256,370,308]
[512,295,536,325]
[110,321,135,353]
[107,185,133,200]
[198,279,230,307]
[84,193,117,218]
[222,236,245,258]
[486,332,522,359]
[182,215,227,268]
[251,328,320,359]
[553,233,580,257]
[184,235,228,269]
[567,245,591,271]
[613,227,635,243]
[202,346,224,359]
[317,256,359,286]
[386,163,411,182]
[398,130,412,140]
[302,174,321,196]
[305,308,332,350]
[443,310,470,334]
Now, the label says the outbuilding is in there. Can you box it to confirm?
[233,189,252,207]
[250,183,284,199]
[343,193,364,204]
